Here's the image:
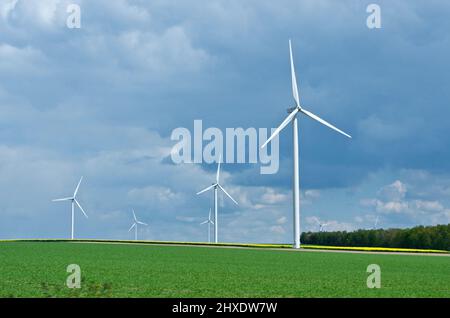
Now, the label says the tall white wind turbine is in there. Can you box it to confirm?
[197,156,238,243]
[52,176,88,240]
[128,209,148,241]
[262,40,352,248]
[200,208,214,243]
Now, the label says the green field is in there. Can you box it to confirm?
[0,241,449,297]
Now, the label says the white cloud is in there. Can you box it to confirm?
[382,201,409,213]
[323,220,355,232]
[361,178,450,226]
[0,44,46,73]
[378,180,407,201]
[276,216,287,225]
[270,225,285,235]
[413,200,444,212]
[0,0,18,20]
[361,197,408,214]
[358,115,421,142]
[175,216,197,223]
[92,0,150,25]
[128,186,183,206]
[305,189,320,199]
[115,27,213,74]
[261,188,288,204]
[3,0,72,30]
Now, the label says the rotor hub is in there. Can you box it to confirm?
[287,106,297,113]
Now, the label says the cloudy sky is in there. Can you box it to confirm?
[0,0,449,243]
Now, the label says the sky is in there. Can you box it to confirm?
[0,0,449,243]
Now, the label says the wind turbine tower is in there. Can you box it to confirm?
[128,209,148,241]
[197,155,238,243]
[262,40,352,248]
[52,176,88,240]
[200,208,214,243]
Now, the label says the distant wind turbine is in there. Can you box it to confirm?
[262,40,352,248]
[314,218,328,232]
[197,155,238,243]
[200,208,214,243]
[373,215,380,230]
[52,176,88,240]
[128,209,148,241]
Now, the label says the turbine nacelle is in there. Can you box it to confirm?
[287,106,298,114]
[261,40,351,151]
[196,156,238,206]
[200,209,214,225]
[52,177,88,219]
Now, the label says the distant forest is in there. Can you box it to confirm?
[300,224,450,251]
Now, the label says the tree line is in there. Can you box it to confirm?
[300,223,450,251]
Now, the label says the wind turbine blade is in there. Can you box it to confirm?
[52,197,73,202]
[216,154,221,183]
[289,39,300,107]
[261,107,299,149]
[300,108,352,139]
[74,199,88,218]
[73,176,83,197]
[132,209,137,222]
[196,184,215,195]
[128,223,136,232]
[137,221,148,226]
[200,220,208,225]
[218,184,238,205]
[208,208,211,220]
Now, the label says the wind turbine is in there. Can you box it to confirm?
[314,218,328,232]
[128,209,148,241]
[196,155,238,243]
[52,176,88,240]
[262,40,352,248]
[373,215,380,230]
[200,208,214,243]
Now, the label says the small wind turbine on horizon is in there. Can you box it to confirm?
[52,176,88,240]
[373,215,380,230]
[200,208,214,243]
[196,155,238,243]
[261,40,352,248]
[128,209,148,241]
[314,218,328,232]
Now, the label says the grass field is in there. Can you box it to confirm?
[0,241,449,297]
